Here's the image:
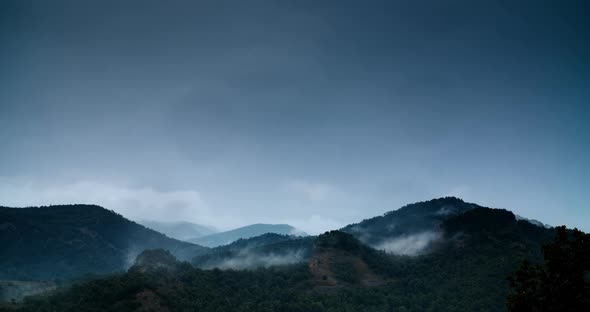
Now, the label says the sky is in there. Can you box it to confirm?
[1,0,589,234]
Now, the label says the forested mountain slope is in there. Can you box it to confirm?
[342,197,480,254]
[0,205,208,280]
[0,198,567,311]
[3,202,563,311]
[192,233,314,269]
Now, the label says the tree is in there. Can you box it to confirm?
[507,226,590,311]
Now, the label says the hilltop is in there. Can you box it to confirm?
[0,205,207,280]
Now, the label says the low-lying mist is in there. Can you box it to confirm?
[200,248,307,270]
[374,231,442,256]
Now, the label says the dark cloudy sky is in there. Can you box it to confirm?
[1,0,589,233]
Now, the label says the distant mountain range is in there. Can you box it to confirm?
[139,220,217,241]
[188,223,303,247]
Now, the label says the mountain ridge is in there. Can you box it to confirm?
[0,204,208,280]
[3,199,565,311]
[139,220,217,241]
[188,223,303,247]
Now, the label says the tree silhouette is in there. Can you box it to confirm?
[507,226,590,311]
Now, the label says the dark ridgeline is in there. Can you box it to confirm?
[507,226,590,311]
[2,197,586,312]
[0,205,208,280]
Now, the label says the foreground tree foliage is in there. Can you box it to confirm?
[507,226,590,311]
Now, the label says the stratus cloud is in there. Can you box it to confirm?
[202,248,307,270]
[0,178,215,225]
[375,231,442,256]
[285,214,345,236]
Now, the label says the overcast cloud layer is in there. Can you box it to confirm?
[1,0,589,233]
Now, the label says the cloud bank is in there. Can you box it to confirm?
[284,179,334,202]
[0,177,342,235]
[0,178,215,225]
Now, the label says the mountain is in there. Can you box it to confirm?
[342,196,480,255]
[309,230,385,290]
[129,249,190,274]
[515,214,552,229]
[188,223,302,247]
[139,220,216,241]
[5,204,561,311]
[0,198,568,311]
[0,205,208,281]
